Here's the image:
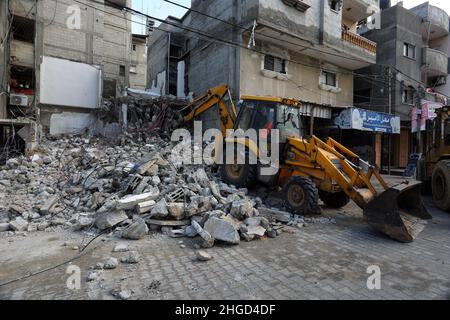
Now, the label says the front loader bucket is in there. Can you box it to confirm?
[363,181,432,243]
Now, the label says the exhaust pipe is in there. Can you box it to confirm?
[363,181,432,242]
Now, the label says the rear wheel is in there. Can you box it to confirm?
[283,176,321,215]
[319,190,350,209]
[432,160,450,211]
[220,150,257,188]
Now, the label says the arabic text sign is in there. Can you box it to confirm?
[335,108,401,134]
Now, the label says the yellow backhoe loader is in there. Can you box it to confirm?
[182,85,431,242]
[417,107,450,211]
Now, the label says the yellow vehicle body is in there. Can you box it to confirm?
[183,85,431,242]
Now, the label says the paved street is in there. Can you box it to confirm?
[0,192,449,300]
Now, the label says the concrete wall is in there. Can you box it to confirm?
[130,36,147,90]
[429,36,450,96]
[239,38,354,107]
[0,0,9,118]
[9,0,131,98]
[358,5,423,121]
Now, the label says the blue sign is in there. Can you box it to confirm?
[334,107,401,134]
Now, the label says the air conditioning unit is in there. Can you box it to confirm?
[9,94,29,106]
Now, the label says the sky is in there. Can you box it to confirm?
[131,0,190,34]
[393,0,450,13]
[131,0,450,35]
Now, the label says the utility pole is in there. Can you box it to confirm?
[385,66,392,176]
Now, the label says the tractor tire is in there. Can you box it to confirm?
[220,150,257,188]
[319,190,350,209]
[432,160,450,211]
[283,176,321,215]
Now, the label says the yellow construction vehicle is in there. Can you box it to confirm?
[183,85,431,242]
[417,107,450,211]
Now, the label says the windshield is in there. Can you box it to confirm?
[277,104,302,140]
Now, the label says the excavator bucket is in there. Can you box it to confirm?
[363,181,432,243]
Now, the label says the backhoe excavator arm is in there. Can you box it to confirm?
[183,84,237,135]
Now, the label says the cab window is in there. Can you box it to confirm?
[445,119,450,146]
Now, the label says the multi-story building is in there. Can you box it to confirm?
[410,2,450,99]
[148,0,379,130]
[355,2,450,169]
[0,0,132,142]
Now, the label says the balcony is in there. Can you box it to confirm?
[342,29,377,54]
[343,0,380,22]
[411,3,449,40]
[423,47,448,78]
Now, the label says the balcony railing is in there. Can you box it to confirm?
[342,30,377,54]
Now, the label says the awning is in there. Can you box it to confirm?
[334,107,401,134]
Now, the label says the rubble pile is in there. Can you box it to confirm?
[98,95,188,138]
[0,132,288,248]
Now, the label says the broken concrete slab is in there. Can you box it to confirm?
[145,218,190,227]
[150,199,169,218]
[121,217,148,240]
[116,189,160,210]
[9,217,29,232]
[191,220,214,248]
[95,210,128,230]
[230,199,255,220]
[167,202,185,220]
[258,207,292,223]
[204,217,240,245]
[246,225,266,237]
[136,200,156,214]
[39,196,58,215]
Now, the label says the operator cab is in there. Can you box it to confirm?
[235,97,303,143]
[231,96,303,185]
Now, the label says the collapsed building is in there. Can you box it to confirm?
[0,0,150,160]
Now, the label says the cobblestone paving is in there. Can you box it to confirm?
[0,196,449,300]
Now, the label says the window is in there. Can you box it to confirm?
[402,86,415,105]
[264,55,286,74]
[119,65,125,77]
[329,0,342,11]
[103,79,117,98]
[11,16,35,43]
[132,44,137,51]
[403,43,416,59]
[445,118,450,146]
[320,71,337,87]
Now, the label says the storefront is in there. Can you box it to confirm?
[332,107,401,169]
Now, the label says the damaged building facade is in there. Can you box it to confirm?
[355,2,450,169]
[147,0,379,130]
[0,0,138,156]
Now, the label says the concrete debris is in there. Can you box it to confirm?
[116,190,160,210]
[0,223,10,232]
[9,217,29,232]
[39,196,58,215]
[0,127,286,250]
[87,271,101,282]
[195,250,213,262]
[95,210,128,231]
[258,207,292,223]
[204,217,240,245]
[121,217,149,240]
[103,257,119,270]
[120,251,140,264]
[246,225,266,237]
[113,244,129,252]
